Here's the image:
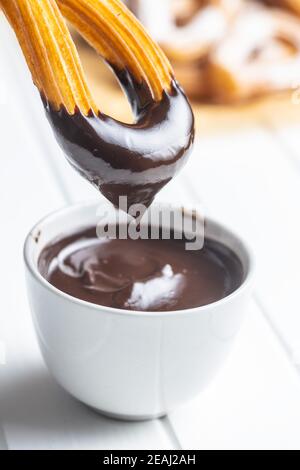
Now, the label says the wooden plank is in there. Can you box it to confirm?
[264,123,300,171]
[27,120,300,449]
[0,425,8,451]
[0,16,174,450]
[170,301,300,450]
[180,128,300,363]
[3,13,300,450]
[168,127,300,448]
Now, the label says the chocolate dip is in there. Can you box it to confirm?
[39,227,244,312]
[43,77,194,210]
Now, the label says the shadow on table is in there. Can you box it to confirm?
[0,365,161,449]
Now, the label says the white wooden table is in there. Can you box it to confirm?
[1,16,300,450]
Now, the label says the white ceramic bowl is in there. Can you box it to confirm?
[24,201,254,420]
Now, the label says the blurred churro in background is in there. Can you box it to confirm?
[122,0,300,103]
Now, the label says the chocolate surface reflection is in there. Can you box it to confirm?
[44,78,194,210]
[39,227,244,312]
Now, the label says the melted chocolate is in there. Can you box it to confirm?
[43,75,194,209]
[39,227,244,312]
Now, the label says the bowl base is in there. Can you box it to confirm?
[89,406,167,422]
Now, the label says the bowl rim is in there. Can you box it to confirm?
[24,200,255,318]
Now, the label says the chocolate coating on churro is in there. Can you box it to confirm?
[44,75,194,209]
